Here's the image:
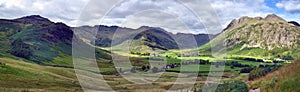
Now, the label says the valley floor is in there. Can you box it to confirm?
[0,57,297,92]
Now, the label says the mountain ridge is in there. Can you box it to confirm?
[0,15,73,64]
[200,14,300,59]
[73,25,216,55]
[0,15,112,67]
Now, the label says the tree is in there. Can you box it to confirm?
[142,66,147,71]
[213,80,249,92]
[230,66,235,69]
[240,67,253,73]
[248,68,266,80]
[282,55,294,60]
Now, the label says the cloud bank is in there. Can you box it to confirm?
[0,0,299,34]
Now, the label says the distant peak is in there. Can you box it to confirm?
[240,16,250,19]
[138,26,152,29]
[224,14,288,31]
[288,21,300,27]
[14,15,53,26]
[265,14,279,18]
[138,26,164,31]
[264,14,286,22]
[223,16,252,31]
[16,15,50,21]
[25,15,43,18]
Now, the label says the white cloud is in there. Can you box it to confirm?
[210,0,273,28]
[276,0,300,13]
[0,0,89,26]
[0,0,298,34]
[100,0,215,34]
[100,0,275,34]
[118,10,193,34]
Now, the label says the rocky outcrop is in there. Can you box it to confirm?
[223,14,300,50]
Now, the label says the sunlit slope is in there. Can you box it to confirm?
[248,59,300,92]
[199,14,300,59]
[0,58,81,91]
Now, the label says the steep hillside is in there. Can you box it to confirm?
[73,25,215,55]
[0,57,119,91]
[0,15,73,65]
[0,58,81,91]
[0,15,111,66]
[199,14,300,59]
[248,59,300,92]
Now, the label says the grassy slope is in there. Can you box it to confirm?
[0,58,82,92]
[0,18,73,65]
[0,57,216,92]
[248,59,300,92]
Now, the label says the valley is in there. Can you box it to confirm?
[0,14,299,92]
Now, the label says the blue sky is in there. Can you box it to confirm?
[265,0,281,13]
[0,0,299,34]
[265,0,300,21]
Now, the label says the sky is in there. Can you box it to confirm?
[0,0,299,34]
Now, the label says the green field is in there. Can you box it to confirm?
[167,64,241,73]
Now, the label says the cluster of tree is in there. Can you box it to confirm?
[165,63,180,69]
[132,66,160,73]
[130,52,150,56]
[281,55,294,60]
[228,57,264,62]
[258,64,281,68]
[248,68,266,80]
[248,66,279,80]
[240,67,254,73]
[275,54,294,60]
[180,60,212,65]
[226,61,250,68]
[165,55,178,59]
[141,65,150,71]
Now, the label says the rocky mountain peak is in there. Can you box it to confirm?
[224,14,287,31]
[264,14,286,22]
[224,16,251,30]
[222,14,300,51]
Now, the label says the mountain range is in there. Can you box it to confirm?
[0,14,299,66]
[0,15,112,67]
[73,25,216,55]
[0,14,299,92]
